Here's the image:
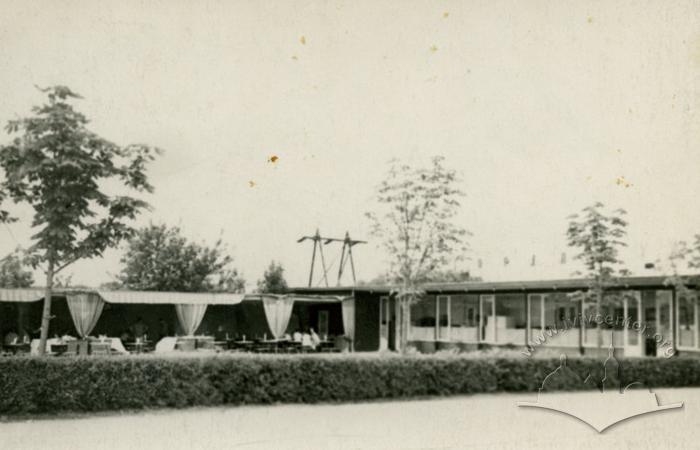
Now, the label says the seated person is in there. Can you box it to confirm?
[214,325,228,341]
[120,329,133,343]
[309,328,321,348]
[3,330,19,345]
[292,330,302,342]
[157,318,171,342]
[130,317,148,342]
[301,332,313,349]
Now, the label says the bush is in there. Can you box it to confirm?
[1,353,699,416]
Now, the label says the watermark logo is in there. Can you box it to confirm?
[521,312,675,358]
[518,344,683,432]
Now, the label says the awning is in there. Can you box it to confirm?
[97,290,246,305]
[244,294,348,303]
[0,288,46,303]
[0,288,346,305]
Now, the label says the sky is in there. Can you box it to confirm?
[0,0,699,289]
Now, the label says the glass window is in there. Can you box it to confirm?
[678,293,696,348]
[410,296,436,341]
[494,294,526,345]
[450,295,479,342]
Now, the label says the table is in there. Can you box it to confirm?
[3,343,30,355]
[125,341,152,354]
[230,340,254,352]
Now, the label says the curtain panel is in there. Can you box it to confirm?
[66,292,105,338]
[175,303,208,336]
[342,298,355,349]
[262,296,295,339]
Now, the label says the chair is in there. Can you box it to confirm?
[64,340,79,356]
[90,342,111,356]
[50,344,68,355]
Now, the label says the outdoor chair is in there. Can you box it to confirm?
[90,342,111,356]
[64,341,79,356]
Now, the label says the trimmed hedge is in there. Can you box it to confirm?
[1,353,699,416]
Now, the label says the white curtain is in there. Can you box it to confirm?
[66,292,105,338]
[262,296,295,339]
[175,304,208,336]
[342,298,355,347]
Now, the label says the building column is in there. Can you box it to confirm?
[525,294,531,346]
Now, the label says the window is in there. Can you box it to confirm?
[678,293,696,348]
[450,295,479,342]
[494,294,526,345]
[410,296,436,341]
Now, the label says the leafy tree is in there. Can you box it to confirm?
[0,86,159,354]
[366,156,469,352]
[566,202,629,350]
[257,261,288,294]
[0,251,34,288]
[117,224,245,293]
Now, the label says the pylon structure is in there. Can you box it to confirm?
[298,230,366,287]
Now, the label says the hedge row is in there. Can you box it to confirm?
[1,354,699,416]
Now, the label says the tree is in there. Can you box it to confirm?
[0,251,34,288]
[366,156,469,352]
[0,86,159,355]
[566,202,629,350]
[116,224,246,293]
[257,261,288,294]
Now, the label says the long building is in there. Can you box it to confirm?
[0,275,698,357]
[291,275,700,357]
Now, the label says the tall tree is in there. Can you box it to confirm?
[257,261,289,294]
[0,86,159,355]
[117,224,246,293]
[366,156,469,352]
[566,202,629,350]
[0,251,34,288]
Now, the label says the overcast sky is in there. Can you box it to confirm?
[0,0,699,289]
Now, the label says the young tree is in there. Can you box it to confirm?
[257,261,289,294]
[366,156,469,352]
[0,251,34,288]
[117,224,246,293]
[0,86,159,355]
[566,202,629,350]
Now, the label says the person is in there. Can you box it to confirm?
[214,325,228,341]
[120,329,132,343]
[131,317,148,342]
[157,318,170,341]
[292,330,302,342]
[3,329,18,346]
[301,331,313,350]
[309,327,321,348]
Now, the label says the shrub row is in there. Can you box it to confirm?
[1,353,699,416]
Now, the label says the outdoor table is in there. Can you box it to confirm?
[194,336,214,349]
[125,341,152,354]
[50,344,68,355]
[231,340,254,352]
[212,341,228,351]
[3,343,30,355]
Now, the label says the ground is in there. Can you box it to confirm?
[1,388,694,450]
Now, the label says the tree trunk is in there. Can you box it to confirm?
[596,293,603,349]
[400,299,410,353]
[37,258,54,356]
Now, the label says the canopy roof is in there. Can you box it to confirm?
[0,288,346,305]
